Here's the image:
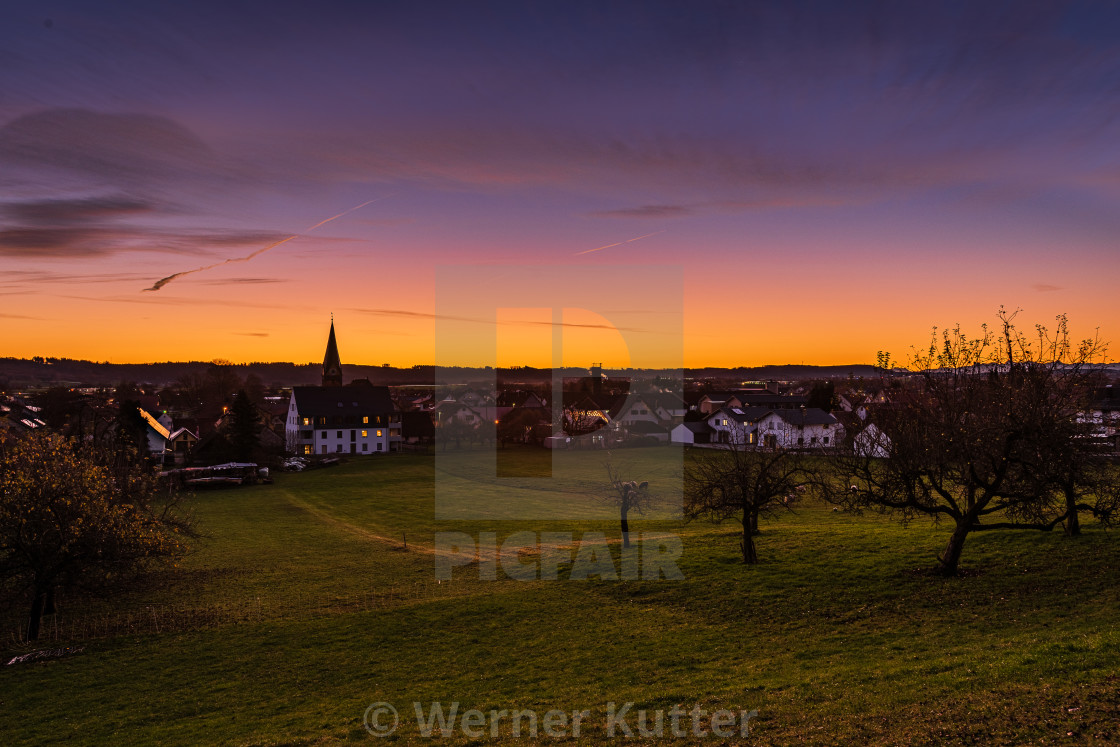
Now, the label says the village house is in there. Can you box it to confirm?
[615,393,688,425]
[852,422,891,458]
[705,406,772,444]
[433,400,485,427]
[168,427,199,463]
[670,420,713,444]
[683,405,839,449]
[0,397,46,433]
[138,408,171,457]
[755,408,839,449]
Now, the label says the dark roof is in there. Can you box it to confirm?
[736,392,808,408]
[292,385,395,416]
[434,401,479,415]
[711,406,772,424]
[637,393,687,411]
[832,411,864,433]
[767,408,838,426]
[682,391,706,406]
[678,421,713,434]
[562,393,627,419]
[711,406,837,426]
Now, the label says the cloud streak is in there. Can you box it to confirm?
[590,205,692,219]
[200,277,287,286]
[143,196,390,291]
[574,230,665,256]
[352,307,646,333]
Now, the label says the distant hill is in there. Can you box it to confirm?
[684,364,885,380]
[0,357,886,390]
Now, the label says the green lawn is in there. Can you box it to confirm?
[2,447,1118,745]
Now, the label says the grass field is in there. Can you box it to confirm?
[2,446,1119,745]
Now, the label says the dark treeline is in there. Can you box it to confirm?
[0,359,433,389]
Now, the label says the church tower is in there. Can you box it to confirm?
[322,316,343,387]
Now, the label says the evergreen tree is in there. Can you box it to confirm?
[115,400,149,457]
[807,381,839,411]
[229,389,261,462]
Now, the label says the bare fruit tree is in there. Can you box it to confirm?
[684,425,809,564]
[830,310,1116,577]
[599,456,654,549]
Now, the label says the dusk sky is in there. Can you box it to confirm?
[2,1,1118,368]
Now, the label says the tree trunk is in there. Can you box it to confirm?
[44,586,56,615]
[1065,489,1081,537]
[741,509,758,564]
[27,586,45,641]
[749,508,760,536]
[936,519,971,577]
[620,508,630,549]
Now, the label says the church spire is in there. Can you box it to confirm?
[322,316,343,387]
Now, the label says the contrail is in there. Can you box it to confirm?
[143,196,390,292]
[574,229,665,256]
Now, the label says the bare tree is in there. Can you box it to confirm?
[829,310,1116,576]
[684,427,808,563]
[598,456,654,548]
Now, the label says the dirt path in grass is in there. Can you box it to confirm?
[278,490,455,558]
[279,489,677,565]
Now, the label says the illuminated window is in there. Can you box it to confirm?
[301,417,310,426]
[363,416,369,424]
[303,445,312,455]
[361,430,368,437]
[376,429,383,437]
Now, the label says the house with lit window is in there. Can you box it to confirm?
[285,319,399,455]
[706,406,771,445]
[704,405,839,449]
[755,408,839,449]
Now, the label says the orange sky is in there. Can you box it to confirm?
[5,246,1116,369]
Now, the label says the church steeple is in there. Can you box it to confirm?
[322,315,343,387]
